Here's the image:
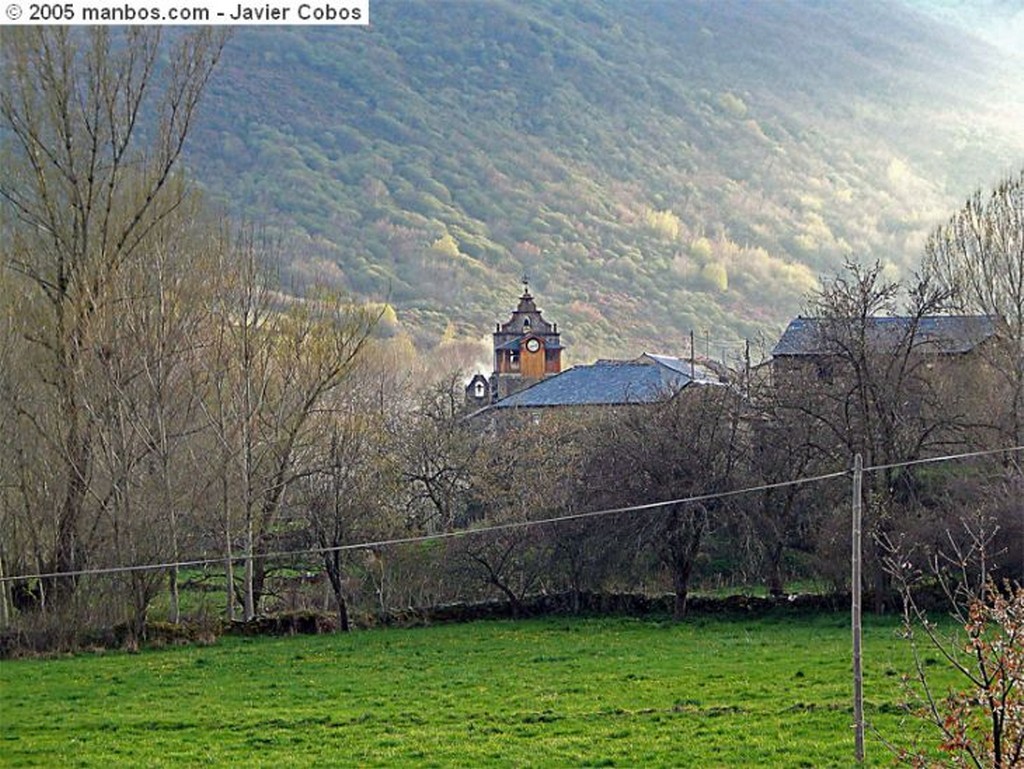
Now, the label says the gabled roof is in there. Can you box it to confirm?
[772,315,1001,357]
[495,286,559,339]
[484,353,723,410]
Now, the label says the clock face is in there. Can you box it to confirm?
[525,338,540,353]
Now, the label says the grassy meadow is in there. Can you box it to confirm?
[1,613,955,768]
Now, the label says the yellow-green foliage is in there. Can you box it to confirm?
[174,2,1024,355]
[366,302,400,334]
[793,233,818,253]
[689,237,714,263]
[701,262,729,292]
[430,233,460,258]
[886,157,913,189]
[716,91,748,118]
[797,194,823,211]
[643,208,681,241]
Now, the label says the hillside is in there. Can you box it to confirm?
[905,0,1024,53]
[185,0,1024,365]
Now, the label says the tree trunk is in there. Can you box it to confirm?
[872,559,891,615]
[243,554,255,621]
[666,506,702,620]
[130,574,150,647]
[50,496,82,607]
[167,494,181,623]
[48,426,90,607]
[324,554,350,632]
[168,567,180,625]
[249,554,267,617]
[493,581,524,619]
[0,552,10,629]
[672,566,691,620]
[767,541,785,597]
[243,514,255,620]
[222,471,236,622]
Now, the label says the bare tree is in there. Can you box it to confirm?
[924,170,1024,447]
[94,200,221,627]
[452,411,585,615]
[0,268,20,627]
[198,236,267,622]
[884,517,1024,768]
[399,374,482,532]
[298,369,401,631]
[780,260,965,610]
[0,27,225,607]
[203,237,379,621]
[580,387,745,619]
[747,402,832,596]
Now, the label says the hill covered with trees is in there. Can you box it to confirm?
[186,0,1024,364]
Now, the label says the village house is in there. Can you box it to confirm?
[770,314,1005,384]
[769,313,1012,446]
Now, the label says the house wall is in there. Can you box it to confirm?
[771,341,1013,449]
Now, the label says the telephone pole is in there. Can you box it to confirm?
[851,453,865,763]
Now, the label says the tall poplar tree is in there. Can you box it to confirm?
[0,28,225,606]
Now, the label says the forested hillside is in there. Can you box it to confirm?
[187,0,1024,364]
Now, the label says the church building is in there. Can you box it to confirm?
[465,278,563,408]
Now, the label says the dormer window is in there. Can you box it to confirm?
[474,381,486,399]
[522,318,531,332]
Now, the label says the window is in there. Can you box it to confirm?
[816,360,834,383]
[474,381,486,398]
[510,351,520,370]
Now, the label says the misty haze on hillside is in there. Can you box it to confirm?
[185,0,1024,363]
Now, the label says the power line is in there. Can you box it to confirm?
[1,445,1021,586]
[0,470,853,584]
[862,444,1024,473]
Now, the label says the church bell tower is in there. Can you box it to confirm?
[490,276,563,401]
[465,276,563,408]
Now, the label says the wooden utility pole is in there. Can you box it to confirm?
[0,553,9,629]
[851,453,865,763]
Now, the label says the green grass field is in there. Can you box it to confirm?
[1,613,954,768]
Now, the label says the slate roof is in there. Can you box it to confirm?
[772,316,1001,357]
[485,353,723,410]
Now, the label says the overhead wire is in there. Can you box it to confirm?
[1,445,1021,585]
[862,444,1024,473]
